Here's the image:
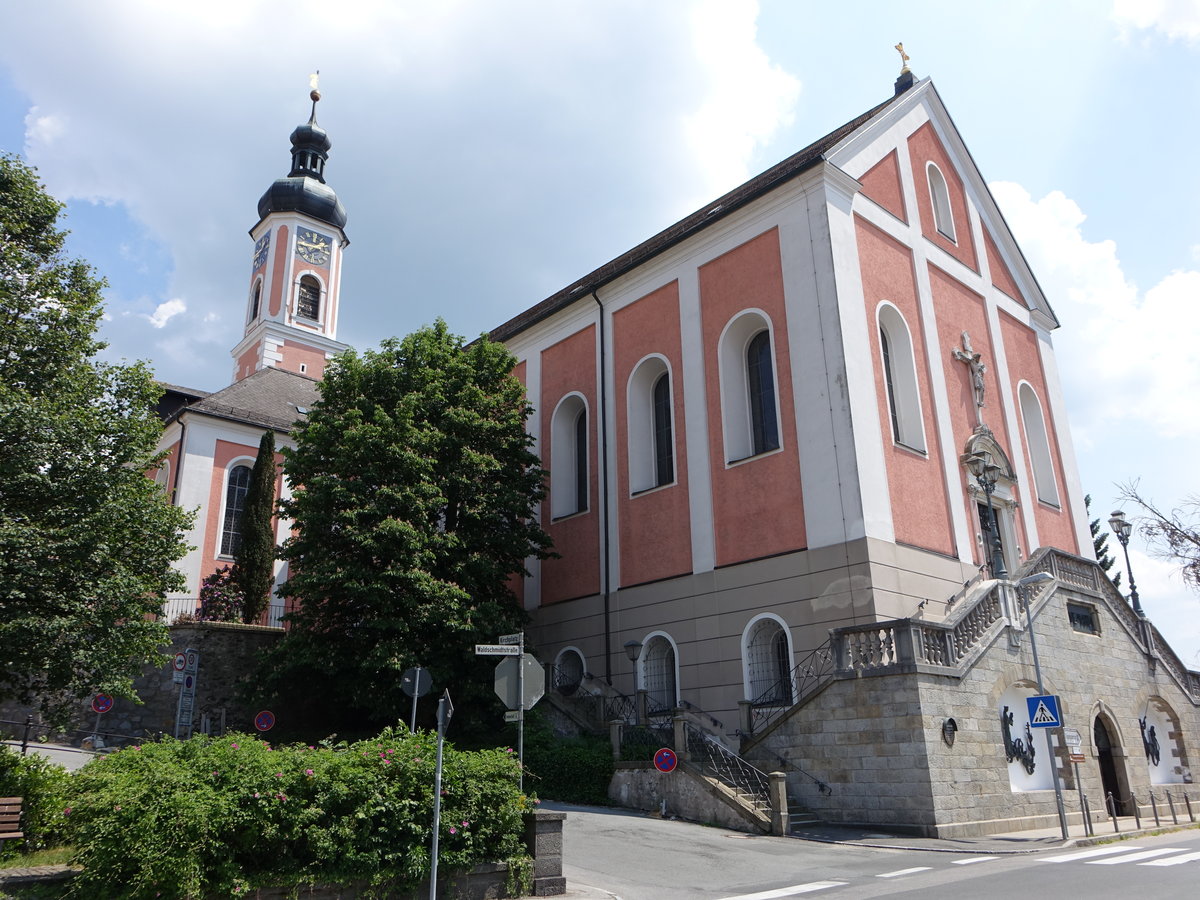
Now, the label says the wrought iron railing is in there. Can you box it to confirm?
[161,596,287,628]
[685,722,770,811]
[549,664,585,696]
[619,723,672,761]
[749,641,834,734]
[566,687,638,729]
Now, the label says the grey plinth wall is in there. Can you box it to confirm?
[525,809,566,895]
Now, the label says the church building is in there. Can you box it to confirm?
[156,67,1199,838]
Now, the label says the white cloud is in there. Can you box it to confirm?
[1112,0,1200,42]
[681,0,801,198]
[144,298,186,329]
[990,181,1200,441]
[23,107,65,149]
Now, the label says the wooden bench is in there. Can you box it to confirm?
[0,797,23,850]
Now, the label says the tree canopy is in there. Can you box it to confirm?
[260,320,551,732]
[0,154,192,722]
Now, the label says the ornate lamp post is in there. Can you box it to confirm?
[1107,510,1143,616]
[966,450,1008,579]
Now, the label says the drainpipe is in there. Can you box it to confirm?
[592,291,613,683]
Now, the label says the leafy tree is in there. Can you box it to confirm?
[259,320,552,731]
[0,154,191,723]
[233,429,278,624]
[1086,494,1121,590]
[1120,482,1200,591]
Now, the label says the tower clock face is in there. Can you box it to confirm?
[295,228,332,266]
[252,233,270,269]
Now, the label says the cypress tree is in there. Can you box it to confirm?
[234,429,278,623]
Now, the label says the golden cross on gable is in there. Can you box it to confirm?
[895,42,911,73]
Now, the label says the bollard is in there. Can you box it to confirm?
[1108,793,1119,833]
[20,715,33,756]
[1082,793,1092,837]
[1132,794,1141,831]
[1149,791,1160,827]
[1186,792,1195,823]
[1167,792,1179,825]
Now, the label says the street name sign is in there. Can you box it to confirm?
[475,644,521,656]
[1026,694,1062,729]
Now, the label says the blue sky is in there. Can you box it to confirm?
[3,0,1198,664]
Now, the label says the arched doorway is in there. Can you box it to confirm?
[1094,716,1130,816]
[641,635,677,716]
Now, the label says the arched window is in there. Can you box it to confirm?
[627,357,675,493]
[640,635,678,715]
[554,648,586,696]
[927,162,956,242]
[1018,383,1059,506]
[296,275,321,321]
[249,280,262,321]
[877,304,925,451]
[220,464,253,556]
[154,460,171,496]
[747,331,779,455]
[745,617,792,705]
[719,312,781,463]
[551,394,589,519]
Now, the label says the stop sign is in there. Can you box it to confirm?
[493,653,545,710]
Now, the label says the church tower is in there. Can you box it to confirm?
[230,81,351,382]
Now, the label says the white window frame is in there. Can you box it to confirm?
[718,310,782,464]
[876,302,926,452]
[926,161,956,242]
[1018,382,1060,506]
[635,631,680,711]
[293,270,327,325]
[550,392,590,520]
[217,456,256,558]
[626,354,676,495]
[741,613,794,704]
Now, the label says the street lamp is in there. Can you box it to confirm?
[1107,510,1143,616]
[1017,571,1068,841]
[966,450,1008,579]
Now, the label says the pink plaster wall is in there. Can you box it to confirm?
[699,229,806,567]
[236,346,259,382]
[268,225,288,317]
[539,327,601,603]
[907,123,979,273]
[983,228,1026,306]
[858,150,907,223]
[929,265,1029,564]
[998,311,1080,555]
[856,218,954,555]
[613,281,693,587]
[279,340,328,378]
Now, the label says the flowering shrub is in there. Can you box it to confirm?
[197,566,243,623]
[62,727,527,898]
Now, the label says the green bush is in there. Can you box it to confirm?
[522,719,613,805]
[0,747,70,859]
[62,728,530,898]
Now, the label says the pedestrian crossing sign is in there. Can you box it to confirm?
[1026,694,1062,728]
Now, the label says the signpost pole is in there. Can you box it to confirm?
[429,690,453,900]
[517,632,525,793]
[1018,575,1070,840]
[410,666,422,734]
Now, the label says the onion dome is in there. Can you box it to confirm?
[257,86,348,230]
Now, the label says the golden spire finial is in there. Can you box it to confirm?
[894,42,911,74]
[309,70,321,103]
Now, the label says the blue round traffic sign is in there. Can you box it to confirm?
[254,710,276,732]
[91,694,113,714]
[654,747,678,773]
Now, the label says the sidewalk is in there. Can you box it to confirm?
[790,815,1200,854]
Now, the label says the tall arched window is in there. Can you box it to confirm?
[747,331,779,456]
[249,280,262,321]
[877,304,925,451]
[551,394,589,519]
[640,635,678,715]
[627,356,675,493]
[745,617,792,705]
[296,275,321,321]
[1018,383,1059,505]
[927,162,956,242]
[719,311,781,462]
[220,464,253,556]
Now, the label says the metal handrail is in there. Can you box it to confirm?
[750,641,834,734]
[755,749,832,795]
[685,722,770,810]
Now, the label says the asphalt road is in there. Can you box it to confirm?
[549,802,1200,899]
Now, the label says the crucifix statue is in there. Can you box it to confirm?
[953,332,986,426]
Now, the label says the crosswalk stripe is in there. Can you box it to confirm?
[1088,847,1186,864]
[715,882,848,900]
[876,867,932,878]
[952,856,997,865]
[1140,850,1200,867]
[1039,845,1143,862]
